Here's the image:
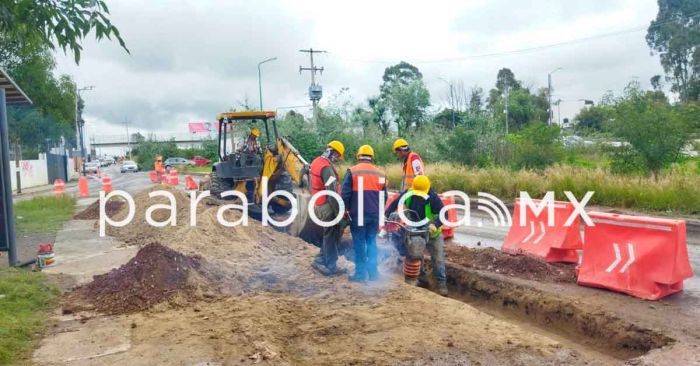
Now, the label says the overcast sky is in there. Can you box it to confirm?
[55,0,664,140]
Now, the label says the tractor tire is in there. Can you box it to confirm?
[209,171,234,199]
[268,172,294,214]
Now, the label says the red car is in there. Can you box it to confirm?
[190,156,211,166]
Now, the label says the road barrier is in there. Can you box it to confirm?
[502,199,581,263]
[149,171,158,183]
[101,175,112,193]
[577,212,693,300]
[159,169,169,184]
[168,169,179,186]
[53,179,65,196]
[78,176,89,197]
[185,175,198,190]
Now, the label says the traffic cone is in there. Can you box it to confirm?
[78,176,89,197]
[160,168,168,184]
[149,170,158,183]
[53,179,65,196]
[101,175,112,193]
[185,175,198,190]
[169,169,179,186]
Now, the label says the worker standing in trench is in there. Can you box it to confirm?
[341,145,387,282]
[386,175,448,296]
[392,138,426,193]
[309,140,348,276]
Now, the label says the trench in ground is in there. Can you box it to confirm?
[443,261,675,361]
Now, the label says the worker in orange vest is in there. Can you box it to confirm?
[393,138,426,192]
[154,155,164,180]
[309,140,347,276]
[341,145,387,282]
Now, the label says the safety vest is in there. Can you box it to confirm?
[350,162,386,192]
[310,156,339,206]
[405,191,442,238]
[400,151,425,192]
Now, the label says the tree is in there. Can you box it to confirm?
[377,62,431,135]
[573,105,609,133]
[508,122,563,169]
[646,0,700,102]
[0,0,128,63]
[495,68,521,92]
[468,86,484,115]
[609,83,694,177]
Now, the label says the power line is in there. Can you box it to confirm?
[299,48,327,110]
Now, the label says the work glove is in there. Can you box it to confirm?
[428,223,440,238]
[378,229,387,239]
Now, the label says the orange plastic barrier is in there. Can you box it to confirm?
[502,198,581,263]
[577,212,693,300]
[168,169,179,186]
[78,176,89,197]
[53,179,65,196]
[149,171,158,183]
[185,175,198,190]
[159,169,168,184]
[438,195,458,239]
[101,175,112,193]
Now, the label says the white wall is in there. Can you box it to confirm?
[10,159,49,191]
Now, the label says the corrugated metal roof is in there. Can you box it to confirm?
[0,68,32,105]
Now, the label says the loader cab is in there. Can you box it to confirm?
[213,111,278,180]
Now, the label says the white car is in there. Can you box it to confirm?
[84,162,100,174]
[120,160,139,173]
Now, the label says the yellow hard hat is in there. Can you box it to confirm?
[410,175,431,197]
[356,144,374,159]
[251,127,261,137]
[393,138,409,151]
[327,140,345,159]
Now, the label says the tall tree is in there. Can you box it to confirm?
[646,0,700,102]
[378,61,430,135]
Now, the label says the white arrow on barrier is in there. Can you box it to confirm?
[605,242,635,273]
[522,221,547,244]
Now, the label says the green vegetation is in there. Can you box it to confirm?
[132,140,218,171]
[179,165,213,174]
[0,268,59,364]
[14,195,76,234]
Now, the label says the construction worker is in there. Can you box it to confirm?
[392,138,426,192]
[240,127,261,198]
[241,127,261,155]
[341,145,387,282]
[386,175,448,296]
[154,155,164,180]
[309,140,347,276]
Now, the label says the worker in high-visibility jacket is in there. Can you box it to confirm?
[341,145,388,282]
[386,175,448,296]
[392,138,426,192]
[309,140,347,276]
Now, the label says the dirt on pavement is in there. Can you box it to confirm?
[445,245,577,283]
[73,199,125,220]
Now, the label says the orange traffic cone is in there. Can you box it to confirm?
[185,175,198,190]
[169,169,179,186]
[160,168,168,184]
[53,179,65,196]
[78,176,89,197]
[101,175,112,193]
[149,170,158,183]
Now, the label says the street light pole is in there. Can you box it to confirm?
[75,85,94,176]
[257,57,278,111]
[548,67,562,125]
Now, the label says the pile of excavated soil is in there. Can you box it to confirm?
[73,199,125,220]
[445,245,577,283]
[66,243,208,314]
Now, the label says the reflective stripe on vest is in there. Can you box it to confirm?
[310,156,339,206]
[401,152,424,192]
[350,162,386,192]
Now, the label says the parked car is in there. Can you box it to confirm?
[190,156,212,166]
[99,159,109,167]
[105,157,115,165]
[121,160,139,173]
[164,157,195,170]
[84,162,100,174]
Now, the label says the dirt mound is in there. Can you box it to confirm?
[445,245,576,283]
[73,199,125,220]
[67,243,207,314]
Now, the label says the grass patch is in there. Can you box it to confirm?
[178,165,212,174]
[0,267,58,364]
[14,195,75,234]
[373,163,700,214]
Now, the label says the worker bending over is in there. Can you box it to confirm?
[309,140,347,276]
[392,138,425,192]
[341,145,387,282]
[386,175,448,296]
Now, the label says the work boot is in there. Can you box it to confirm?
[405,277,419,286]
[417,275,430,289]
[326,265,348,277]
[312,261,332,276]
[348,272,367,283]
[438,282,449,297]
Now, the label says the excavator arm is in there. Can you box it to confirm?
[256,136,310,203]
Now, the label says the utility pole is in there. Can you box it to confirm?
[75,85,94,176]
[548,67,562,125]
[504,86,509,135]
[257,57,277,111]
[299,48,326,120]
[123,119,131,159]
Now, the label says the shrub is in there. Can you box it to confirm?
[508,122,563,169]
